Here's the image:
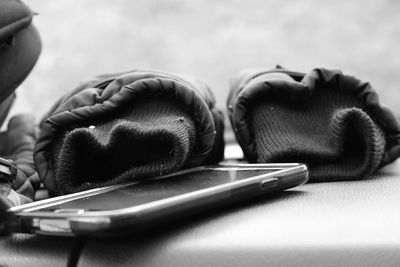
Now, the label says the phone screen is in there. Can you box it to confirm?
[38,168,277,212]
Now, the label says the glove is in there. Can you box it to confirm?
[0,0,41,209]
[227,66,400,181]
[35,70,225,195]
[0,0,41,104]
[0,114,40,209]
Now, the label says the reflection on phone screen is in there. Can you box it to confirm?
[41,168,275,211]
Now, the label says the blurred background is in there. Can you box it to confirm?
[10,0,400,120]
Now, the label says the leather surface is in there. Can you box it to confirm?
[78,160,400,267]
[0,234,78,267]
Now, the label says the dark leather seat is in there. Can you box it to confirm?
[0,234,78,267]
[2,160,400,266]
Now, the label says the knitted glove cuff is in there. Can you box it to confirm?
[52,98,197,194]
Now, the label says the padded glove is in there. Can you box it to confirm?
[228,66,400,181]
[35,70,225,195]
[0,114,40,209]
[0,0,41,209]
[0,0,41,104]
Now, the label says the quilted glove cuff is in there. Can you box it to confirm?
[228,67,400,181]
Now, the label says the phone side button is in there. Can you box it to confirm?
[259,177,279,190]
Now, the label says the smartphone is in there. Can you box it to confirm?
[4,163,308,237]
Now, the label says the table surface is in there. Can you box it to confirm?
[1,160,400,267]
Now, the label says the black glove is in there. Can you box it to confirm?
[0,0,41,104]
[35,70,225,195]
[0,0,41,209]
[227,66,400,181]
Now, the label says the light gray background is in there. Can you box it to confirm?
[11,0,400,120]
